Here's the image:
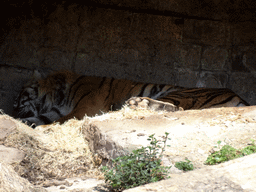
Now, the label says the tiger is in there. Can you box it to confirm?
[13,70,249,128]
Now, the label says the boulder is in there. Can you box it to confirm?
[124,153,256,191]
[82,106,256,191]
[0,161,46,192]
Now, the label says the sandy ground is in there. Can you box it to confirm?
[38,106,256,191]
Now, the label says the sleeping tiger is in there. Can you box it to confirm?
[13,70,249,128]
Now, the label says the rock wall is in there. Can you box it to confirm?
[0,1,256,116]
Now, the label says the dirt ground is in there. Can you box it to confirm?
[2,105,256,191]
[157,106,256,169]
[87,106,256,169]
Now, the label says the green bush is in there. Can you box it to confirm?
[101,133,171,191]
[175,159,194,171]
[241,145,256,156]
[205,145,240,165]
[205,140,256,165]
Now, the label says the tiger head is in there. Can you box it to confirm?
[13,71,42,119]
[13,81,41,119]
[13,70,63,126]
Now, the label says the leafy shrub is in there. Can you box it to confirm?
[101,133,171,191]
[241,145,256,156]
[175,159,194,171]
[205,140,256,165]
[205,145,240,165]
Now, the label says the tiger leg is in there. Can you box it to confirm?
[55,104,107,124]
[35,108,90,127]
[19,110,66,128]
[55,108,87,124]
[126,97,183,112]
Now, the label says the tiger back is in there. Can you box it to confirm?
[158,88,249,109]
[13,71,249,127]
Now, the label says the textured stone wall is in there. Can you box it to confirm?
[0,3,256,116]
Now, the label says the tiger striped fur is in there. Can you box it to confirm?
[13,71,249,128]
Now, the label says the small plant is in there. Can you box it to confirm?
[205,140,256,165]
[101,133,171,191]
[240,145,256,156]
[240,139,256,156]
[205,145,240,165]
[175,159,194,171]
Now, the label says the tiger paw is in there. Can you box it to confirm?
[21,119,37,129]
[126,97,183,112]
